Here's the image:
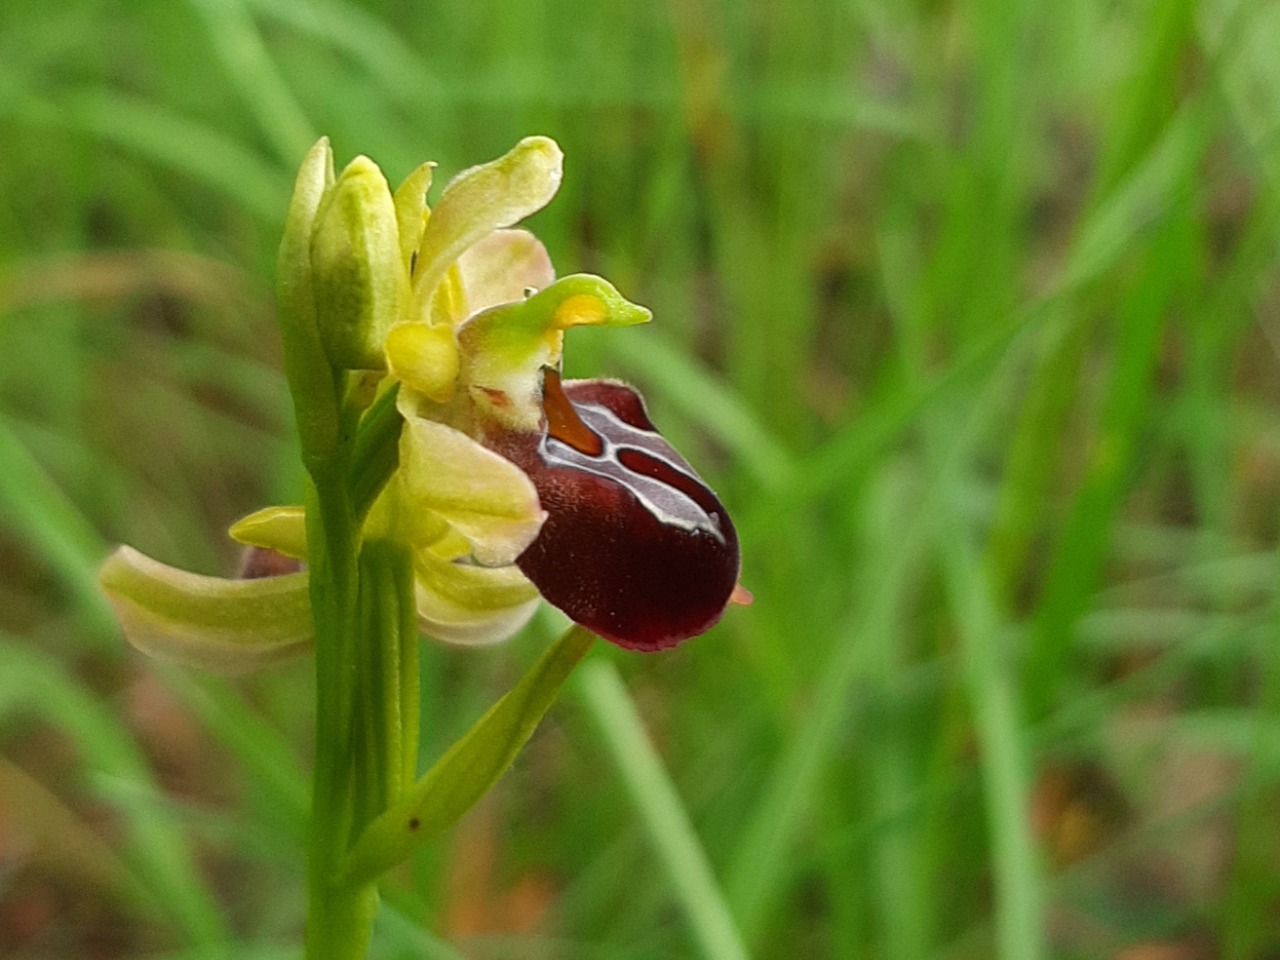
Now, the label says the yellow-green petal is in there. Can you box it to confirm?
[229,506,308,559]
[412,137,563,317]
[413,547,540,646]
[399,416,544,567]
[393,161,434,274]
[457,228,555,315]
[98,546,313,674]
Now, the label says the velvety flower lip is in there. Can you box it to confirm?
[485,371,742,651]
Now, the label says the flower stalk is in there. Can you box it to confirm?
[288,260,377,960]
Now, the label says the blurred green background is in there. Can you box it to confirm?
[4,0,1280,957]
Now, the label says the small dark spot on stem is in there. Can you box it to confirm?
[408,817,420,831]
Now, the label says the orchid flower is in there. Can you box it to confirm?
[98,136,745,673]
[98,135,751,960]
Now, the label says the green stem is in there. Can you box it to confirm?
[305,517,419,960]
[351,545,381,834]
[305,459,381,960]
[393,548,420,797]
[303,876,379,960]
[350,384,402,522]
[358,539,415,819]
[277,137,398,960]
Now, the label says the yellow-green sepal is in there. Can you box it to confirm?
[278,137,341,464]
[411,137,563,314]
[98,547,313,674]
[412,540,541,646]
[397,416,544,567]
[456,229,554,315]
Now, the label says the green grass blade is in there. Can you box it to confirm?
[577,658,749,960]
[937,492,1045,960]
[187,0,317,165]
[1,91,289,223]
[0,636,229,945]
[0,412,115,636]
[726,461,937,943]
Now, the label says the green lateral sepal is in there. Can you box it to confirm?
[98,546,313,674]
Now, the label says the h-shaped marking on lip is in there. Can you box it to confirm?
[539,370,725,542]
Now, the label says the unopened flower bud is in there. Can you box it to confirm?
[311,156,409,370]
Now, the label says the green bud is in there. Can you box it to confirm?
[311,156,410,370]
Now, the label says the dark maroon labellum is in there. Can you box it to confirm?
[485,371,740,651]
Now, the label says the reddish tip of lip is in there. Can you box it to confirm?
[729,583,754,606]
